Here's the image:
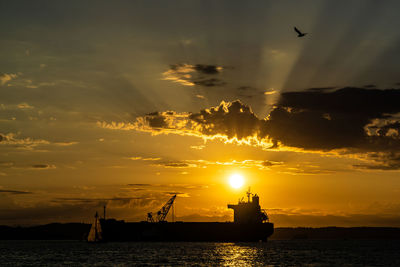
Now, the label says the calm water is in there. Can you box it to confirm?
[0,240,399,266]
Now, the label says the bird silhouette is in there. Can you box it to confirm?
[294,27,307,37]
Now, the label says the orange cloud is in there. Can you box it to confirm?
[98,100,274,149]
[98,87,400,169]
[0,73,18,85]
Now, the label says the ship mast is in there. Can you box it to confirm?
[246,187,252,202]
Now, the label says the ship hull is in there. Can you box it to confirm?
[101,220,274,242]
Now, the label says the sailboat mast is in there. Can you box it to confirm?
[172,202,174,222]
[94,212,98,241]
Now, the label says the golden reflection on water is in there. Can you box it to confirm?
[214,243,271,266]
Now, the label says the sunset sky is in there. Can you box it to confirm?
[2,0,400,227]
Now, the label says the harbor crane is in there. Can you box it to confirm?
[147,194,176,223]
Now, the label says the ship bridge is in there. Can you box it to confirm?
[228,190,268,224]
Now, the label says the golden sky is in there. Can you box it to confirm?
[1,0,400,227]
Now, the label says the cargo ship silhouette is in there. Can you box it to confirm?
[88,189,274,242]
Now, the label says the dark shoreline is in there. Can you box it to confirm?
[2,224,400,240]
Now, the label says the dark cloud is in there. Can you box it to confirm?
[32,164,54,169]
[353,163,400,170]
[193,64,221,75]
[261,161,282,167]
[0,189,33,195]
[188,100,263,140]
[193,78,226,87]
[364,84,376,88]
[268,87,400,151]
[353,152,400,170]
[278,87,400,117]
[32,164,48,168]
[265,87,400,168]
[163,162,190,168]
[145,112,167,128]
[162,63,226,87]
[266,106,363,150]
[153,161,195,168]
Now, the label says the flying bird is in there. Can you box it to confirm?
[294,27,307,37]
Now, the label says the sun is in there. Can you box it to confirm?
[229,173,245,189]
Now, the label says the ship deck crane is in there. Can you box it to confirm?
[147,194,176,223]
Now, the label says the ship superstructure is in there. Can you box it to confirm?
[228,189,269,224]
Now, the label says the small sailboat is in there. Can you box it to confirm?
[87,211,103,242]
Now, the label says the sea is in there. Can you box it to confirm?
[0,240,399,266]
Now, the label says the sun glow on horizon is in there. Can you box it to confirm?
[229,173,245,189]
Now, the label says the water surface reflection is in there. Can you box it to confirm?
[1,240,399,266]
